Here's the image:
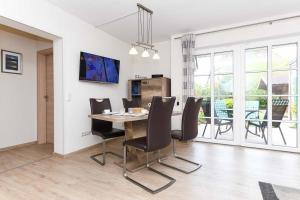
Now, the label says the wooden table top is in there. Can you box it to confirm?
[88,111,182,123]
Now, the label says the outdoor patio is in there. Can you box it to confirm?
[198,122,297,148]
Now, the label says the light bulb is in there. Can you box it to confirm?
[141,49,150,57]
[152,51,160,60]
[129,46,138,55]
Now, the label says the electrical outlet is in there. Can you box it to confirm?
[82,131,91,137]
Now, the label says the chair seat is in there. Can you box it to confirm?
[124,137,147,151]
[216,119,232,125]
[171,130,183,140]
[92,128,125,140]
[248,121,267,128]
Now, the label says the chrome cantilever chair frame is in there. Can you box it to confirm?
[90,137,124,166]
[159,97,203,174]
[123,146,175,194]
[159,139,202,174]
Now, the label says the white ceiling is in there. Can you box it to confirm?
[47,0,300,43]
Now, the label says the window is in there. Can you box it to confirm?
[194,38,299,152]
[195,54,212,139]
[244,43,298,148]
[195,51,234,141]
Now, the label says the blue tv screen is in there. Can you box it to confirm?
[79,52,120,84]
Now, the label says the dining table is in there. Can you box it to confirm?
[89,111,182,171]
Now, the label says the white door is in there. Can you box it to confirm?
[241,38,300,152]
[194,37,300,153]
[195,46,237,145]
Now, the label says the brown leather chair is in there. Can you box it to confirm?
[90,98,125,165]
[122,98,140,112]
[160,97,203,174]
[123,96,176,194]
[246,99,288,145]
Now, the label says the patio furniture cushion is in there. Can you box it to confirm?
[214,100,229,119]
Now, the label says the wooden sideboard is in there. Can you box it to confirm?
[128,77,171,108]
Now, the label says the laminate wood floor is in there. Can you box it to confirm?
[0,142,299,200]
[0,143,53,174]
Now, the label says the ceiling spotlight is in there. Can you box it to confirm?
[141,49,150,57]
[152,51,160,60]
[129,46,138,55]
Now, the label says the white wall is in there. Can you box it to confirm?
[0,0,132,154]
[131,40,171,79]
[0,30,50,148]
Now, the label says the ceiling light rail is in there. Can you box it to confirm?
[95,3,159,59]
[96,11,138,28]
[129,3,159,59]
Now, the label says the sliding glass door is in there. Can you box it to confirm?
[194,37,300,152]
[195,49,235,145]
[195,54,212,139]
[242,41,299,152]
[244,47,269,145]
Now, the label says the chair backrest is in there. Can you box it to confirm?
[122,98,140,112]
[261,99,289,127]
[181,97,203,141]
[245,101,259,119]
[147,96,175,152]
[214,100,229,119]
[201,99,212,123]
[272,99,289,127]
[90,98,112,133]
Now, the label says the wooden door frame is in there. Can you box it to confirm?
[37,48,53,144]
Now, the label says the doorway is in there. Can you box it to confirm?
[37,48,54,145]
[195,36,300,153]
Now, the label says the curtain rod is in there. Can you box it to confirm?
[174,14,300,40]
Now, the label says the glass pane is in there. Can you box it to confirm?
[198,123,211,139]
[272,70,297,95]
[246,72,268,96]
[272,122,297,148]
[272,43,297,70]
[214,119,233,141]
[199,97,212,119]
[214,97,233,141]
[195,54,211,75]
[195,76,210,97]
[198,97,211,139]
[214,51,233,74]
[245,119,268,144]
[245,47,267,72]
[214,97,234,120]
[272,96,297,121]
[245,96,268,120]
[215,75,233,96]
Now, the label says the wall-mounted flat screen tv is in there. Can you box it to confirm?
[79,52,120,84]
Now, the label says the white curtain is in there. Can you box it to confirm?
[181,34,196,104]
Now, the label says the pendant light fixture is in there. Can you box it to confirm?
[128,3,160,60]
[152,50,160,60]
[129,45,138,55]
[141,49,150,57]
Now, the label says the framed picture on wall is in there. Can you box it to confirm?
[1,50,23,74]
